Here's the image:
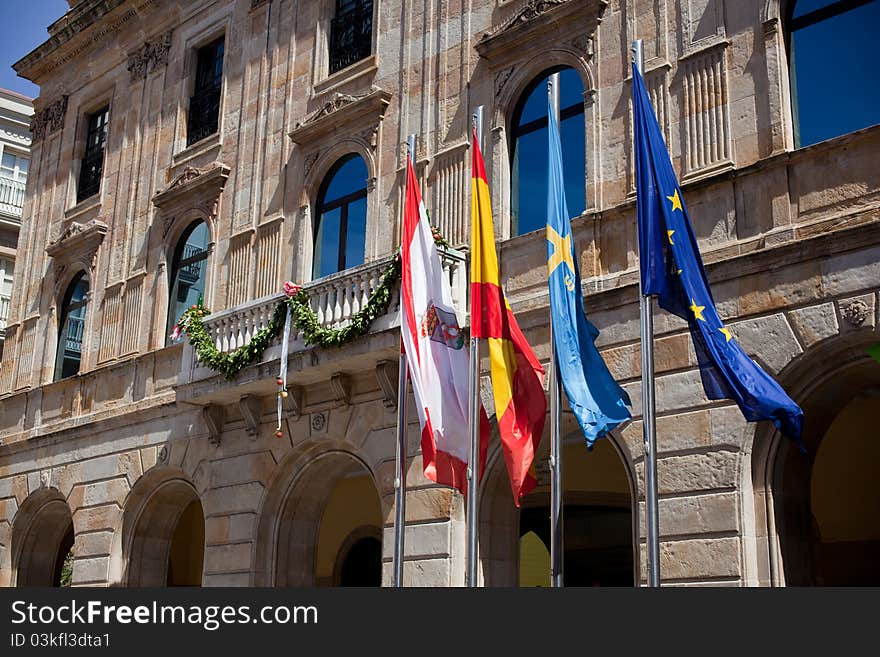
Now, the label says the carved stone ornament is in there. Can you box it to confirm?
[158,445,169,464]
[296,92,367,129]
[289,87,391,146]
[239,394,263,438]
[251,0,270,8]
[331,372,351,405]
[31,95,68,142]
[493,0,569,35]
[842,300,870,327]
[203,404,226,446]
[476,0,607,64]
[45,218,108,269]
[152,162,231,210]
[375,360,398,410]
[127,31,173,82]
[494,66,515,96]
[311,411,327,434]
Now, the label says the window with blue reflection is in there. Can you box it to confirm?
[167,221,210,344]
[55,272,89,381]
[787,0,880,147]
[511,67,586,236]
[313,154,368,279]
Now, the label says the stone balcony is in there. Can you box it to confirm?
[176,247,468,407]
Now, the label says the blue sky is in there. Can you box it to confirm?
[0,1,69,98]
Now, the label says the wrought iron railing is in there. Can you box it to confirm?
[64,315,84,355]
[76,148,104,202]
[187,85,222,147]
[0,294,9,334]
[329,1,373,74]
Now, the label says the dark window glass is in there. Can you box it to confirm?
[510,67,585,236]
[55,272,89,380]
[76,107,109,203]
[313,154,368,279]
[167,221,210,344]
[329,0,373,74]
[187,37,225,147]
[787,0,880,147]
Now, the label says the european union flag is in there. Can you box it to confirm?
[633,63,803,440]
[547,91,631,447]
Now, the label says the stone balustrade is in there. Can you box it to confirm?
[0,177,25,217]
[189,246,467,368]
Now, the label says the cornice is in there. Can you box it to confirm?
[152,162,231,209]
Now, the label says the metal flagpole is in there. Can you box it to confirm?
[548,73,564,589]
[392,134,417,588]
[466,106,484,588]
[632,39,661,588]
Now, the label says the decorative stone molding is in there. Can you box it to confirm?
[310,411,328,434]
[153,162,230,212]
[158,445,169,464]
[375,360,398,410]
[842,300,869,327]
[476,0,607,64]
[289,87,391,145]
[127,31,172,82]
[30,95,68,142]
[239,395,262,438]
[331,373,351,405]
[45,219,108,270]
[251,0,270,9]
[203,404,225,446]
[494,66,515,96]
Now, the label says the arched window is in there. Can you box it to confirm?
[786,0,880,147]
[313,154,368,279]
[55,272,89,381]
[167,220,210,344]
[510,67,586,236]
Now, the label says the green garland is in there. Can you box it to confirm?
[177,253,403,379]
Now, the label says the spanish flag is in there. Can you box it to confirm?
[471,129,547,505]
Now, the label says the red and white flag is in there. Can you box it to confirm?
[400,155,487,494]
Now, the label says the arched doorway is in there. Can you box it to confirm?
[273,451,383,586]
[124,476,205,587]
[480,434,636,586]
[12,489,75,587]
[753,339,880,585]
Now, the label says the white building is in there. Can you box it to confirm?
[0,88,33,358]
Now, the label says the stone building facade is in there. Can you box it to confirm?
[0,0,877,587]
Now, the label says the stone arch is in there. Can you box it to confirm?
[11,488,75,587]
[478,422,638,586]
[254,442,383,587]
[490,50,599,238]
[747,334,880,586]
[118,466,205,587]
[302,138,376,206]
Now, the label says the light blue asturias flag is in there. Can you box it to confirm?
[632,62,803,440]
[546,93,631,447]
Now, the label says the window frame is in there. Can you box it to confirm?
[312,154,369,279]
[0,149,29,183]
[186,35,226,148]
[508,66,586,237]
[166,220,211,345]
[75,106,110,204]
[327,0,375,76]
[54,272,89,381]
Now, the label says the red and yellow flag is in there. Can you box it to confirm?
[470,128,547,505]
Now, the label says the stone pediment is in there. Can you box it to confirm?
[152,162,231,210]
[289,87,391,145]
[476,0,607,64]
[45,218,107,266]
